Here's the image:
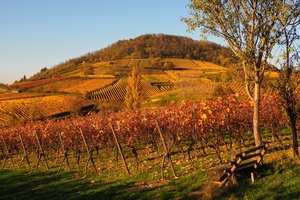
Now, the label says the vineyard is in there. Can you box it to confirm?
[0,95,94,127]
[27,77,116,94]
[0,91,44,101]
[9,76,70,89]
[86,78,175,101]
[0,94,297,181]
[0,58,279,130]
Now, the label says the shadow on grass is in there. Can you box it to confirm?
[0,168,210,200]
[0,169,157,200]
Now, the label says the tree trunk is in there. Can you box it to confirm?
[287,111,298,158]
[253,81,262,147]
[291,119,298,158]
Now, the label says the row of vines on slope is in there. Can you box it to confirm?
[86,79,172,101]
[0,94,296,178]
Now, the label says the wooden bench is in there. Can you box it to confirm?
[208,143,269,187]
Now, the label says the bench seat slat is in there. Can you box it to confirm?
[230,152,262,165]
[235,145,265,157]
[235,160,258,172]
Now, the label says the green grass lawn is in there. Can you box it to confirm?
[1,150,300,200]
[0,168,207,200]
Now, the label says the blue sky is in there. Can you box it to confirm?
[0,0,224,84]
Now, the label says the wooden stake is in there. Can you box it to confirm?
[75,148,81,170]
[1,135,14,168]
[155,120,177,179]
[110,124,130,175]
[35,131,49,171]
[58,131,71,172]
[19,133,31,168]
[187,140,196,169]
[130,146,139,173]
[95,146,101,166]
[79,128,98,176]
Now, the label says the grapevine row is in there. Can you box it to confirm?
[0,94,295,177]
[86,79,168,101]
[0,96,94,127]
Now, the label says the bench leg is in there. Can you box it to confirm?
[230,174,238,186]
[251,172,255,183]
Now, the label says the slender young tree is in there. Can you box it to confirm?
[183,0,300,147]
[125,65,142,109]
[274,6,300,157]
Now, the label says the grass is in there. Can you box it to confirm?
[210,160,300,200]
[1,147,300,200]
[0,129,296,199]
[0,167,207,200]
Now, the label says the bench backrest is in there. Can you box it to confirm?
[231,144,268,169]
[218,143,269,186]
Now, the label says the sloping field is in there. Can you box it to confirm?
[127,59,141,67]
[193,60,228,71]
[28,77,116,94]
[9,77,68,89]
[0,91,44,100]
[93,59,131,68]
[92,58,228,72]
[138,59,152,68]
[177,83,218,98]
[165,58,199,69]
[166,82,253,101]
[0,58,234,126]
[143,73,175,82]
[164,58,228,72]
[165,70,205,82]
[86,78,173,101]
[92,60,132,76]
[0,95,93,127]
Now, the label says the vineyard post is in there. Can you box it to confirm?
[19,133,31,169]
[1,135,14,169]
[131,146,139,173]
[115,146,119,162]
[74,133,81,171]
[76,148,81,171]
[187,107,196,169]
[226,99,233,162]
[79,128,98,176]
[187,109,196,169]
[95,146,101,167]
[58,131,71,172]
[110,124,130,175]
[155,120,178,179]
[35,131,50,171]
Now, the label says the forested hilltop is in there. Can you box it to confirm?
[94,34,235,63]
[30,34,238,80]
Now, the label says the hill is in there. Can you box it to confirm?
[28,34,238,80]
[1,56,250,128]
[0,34,248,127]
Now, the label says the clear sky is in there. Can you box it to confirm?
[0,0,224,84]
